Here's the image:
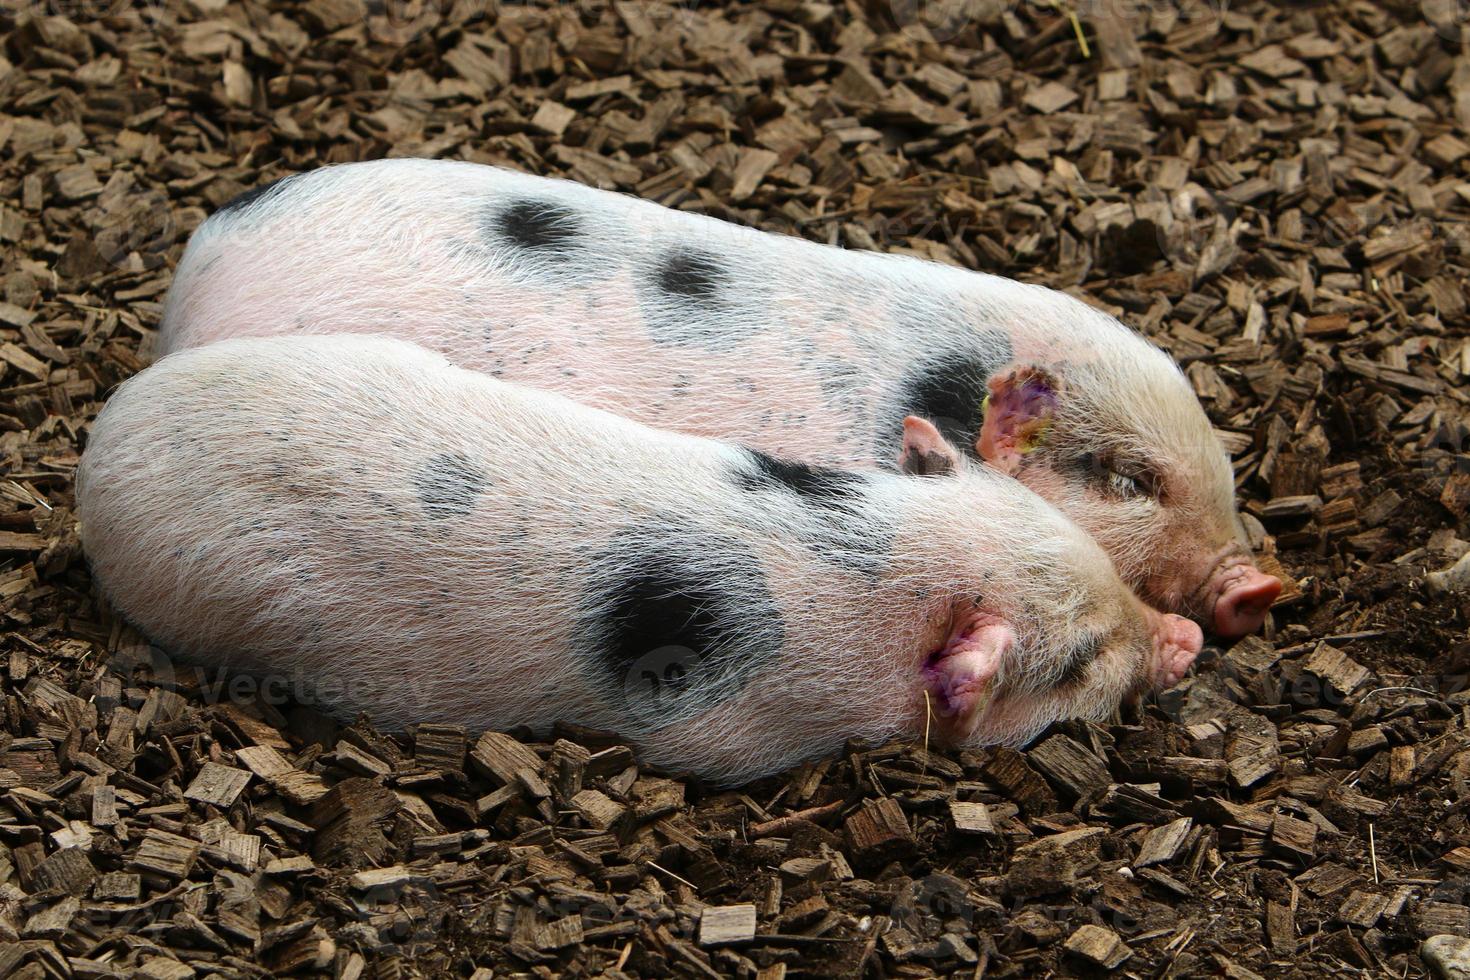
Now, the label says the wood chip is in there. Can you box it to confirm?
[129,829,200,882]
[731,148,780,201]
[1270,813,1318,861]
[844,797,914,865]
[1064,924,1132,969]
[698,904,757,946]
[949,800,995,835]
[1302,643,1372,696]
[469,731,542,785]
[182,762,251,808]
[530,100,576,137]
[1027,734,1111,801]
[1024,81,1079,114]
[1136,817,1193,867]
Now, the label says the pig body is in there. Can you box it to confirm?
[159,159,1280,636]
[77,335,1201,785]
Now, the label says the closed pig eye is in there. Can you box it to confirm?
[1078,452,1163,502]
[1056,633,1103,686]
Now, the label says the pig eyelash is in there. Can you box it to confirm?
[1107,470,1141,498]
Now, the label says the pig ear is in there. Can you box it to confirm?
[945,620,1012,687]
[977,366,1062,475]
[928,616,1014,721]
[898,415,962,477]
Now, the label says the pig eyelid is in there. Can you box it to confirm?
[1110,458,1163,498]
[1136,466,1167,501]
[1072,633,1103,663]
[1056,633,1103,686]
[1080,452,1165,501]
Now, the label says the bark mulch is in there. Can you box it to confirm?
[2,0,1470,976]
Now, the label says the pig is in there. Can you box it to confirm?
[157,159,1281,637]
[76,335,1203,785]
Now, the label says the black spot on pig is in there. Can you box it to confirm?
[904,449,955,478]
[739,450,867,513]
[494,200,581,253]
[892,333,1014,455]
[414,452,489,519]
[656,251,725,301]
[736,450,889,575]
[584,523,783,728]
[214,174,300,218]
[639,250,763,348]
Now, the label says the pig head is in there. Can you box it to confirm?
[966,349,1281,638]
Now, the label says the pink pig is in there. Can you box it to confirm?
[158,160,1281,636]
[77,335,1202,784]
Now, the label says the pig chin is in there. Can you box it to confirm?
[920,658,1112,747]
[953,691,1111,749]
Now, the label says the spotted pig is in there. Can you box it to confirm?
[77,335,1203,785]
[158,159,1280,636]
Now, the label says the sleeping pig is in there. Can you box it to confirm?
[77,335,1203,785]
[158,159,1281,637]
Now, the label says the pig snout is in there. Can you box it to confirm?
[1148,610,1203,689]
[1205,561,1282,638]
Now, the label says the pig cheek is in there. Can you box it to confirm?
[1008,457,1081,521]
[1161,509,1245,620]
[1057,656,1144,727]
[1084,494,1189,611]
[1024,468,1160,597]
[1114,639,1155,702]
[964,682,1106,748]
